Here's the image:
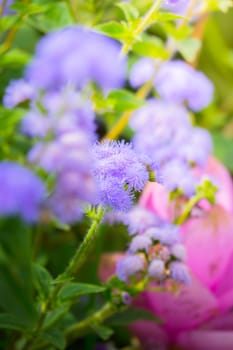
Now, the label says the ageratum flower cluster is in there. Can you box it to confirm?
[129,59,214,197]
[4,26,151,223]
[92,141,149,211]
[116,206,190,285]
[0,162,45,222]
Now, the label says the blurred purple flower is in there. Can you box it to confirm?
[0,162,45,222]
[116,254,145,281]
[3,79,35,108]
[155,60,214,111]
[162,0,189,13]
[26,26,126,91]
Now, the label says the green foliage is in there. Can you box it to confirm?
[90,323,113,340]
[0,1,232,349]
[58,282,106,301]
[0,218,37,328]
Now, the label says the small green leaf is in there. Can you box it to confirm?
[157,11,186,22]
[58,283,106,302]
[117,2,139,22]
[96,21,129,41]
[90,323,113,340]
[43,328,66,350]
[0,107,25,134]
[107,89,145,112]
[0,313,29,331]
[132,35,169,59]
[26,2,74,33]
[107,308,161,326]
[0,49,31,67]
[43,305,69,330]
[178,38,201,62]
[33,264,53,299]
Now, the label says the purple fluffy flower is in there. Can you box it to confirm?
[129,58,155,88]
[161,159,197,196]
[92,141,149,211]
[155,60,214,111]
[0,162,45,222]
[129,235,152,253]
[3,79,35,108]
[162,0,189,13]
[116,255,144,281]
[145,223,181,246]
[177,127,213,167]
[125,206,162,235]
[169,261,191,284]
[131,99,192,165]
[22,86,98,224]
[171,244,187,261]
[148,259,165,279]
[26,26,126,91]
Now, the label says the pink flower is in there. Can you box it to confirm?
[130,157,233,349]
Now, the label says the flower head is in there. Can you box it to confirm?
[155,60,214,111]
[3,79,35,108]
[116,255,145,281]
[0,162,45,222]
[26,26,126,91]
[92,141,149,211]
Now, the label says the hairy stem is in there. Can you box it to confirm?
[22,206,105,350]
[65,302,116,343]
[121,0,164,55]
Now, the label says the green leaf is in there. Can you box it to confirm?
[26,2,74,33]
[33,264,53,300]
[0,15,19,31]
[212,133,233,172]
[117,2,139,22]
[0,49,31,67]
[0,218,37,327]
[0,107,25,134]
[107,89,145,112]
[178,38,201,62]
[12,1,49,15]
[58,283,106,302]
[43,305,69,330]
[107,308,161,326]
[132,35,169,59]
[90,323,113,340]
[157,11,186,22]
[0,313,29,331]
[43,328,66,350]
[96,21,129,41]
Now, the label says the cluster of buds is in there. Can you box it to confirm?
[116,207,190,287]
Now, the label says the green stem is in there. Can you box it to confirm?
[121,0,164,55]
[65,302,116,343]
[174,194,202,226]
[22,206,105,350]
[62,206,105,277]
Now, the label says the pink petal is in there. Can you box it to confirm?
[129,321,169,350]
[202,312,233,331]
[196,156,233,213]
[182,205,233,289]
[139,182,174,221]
[177,330,233,350]
[144,275,219,332]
